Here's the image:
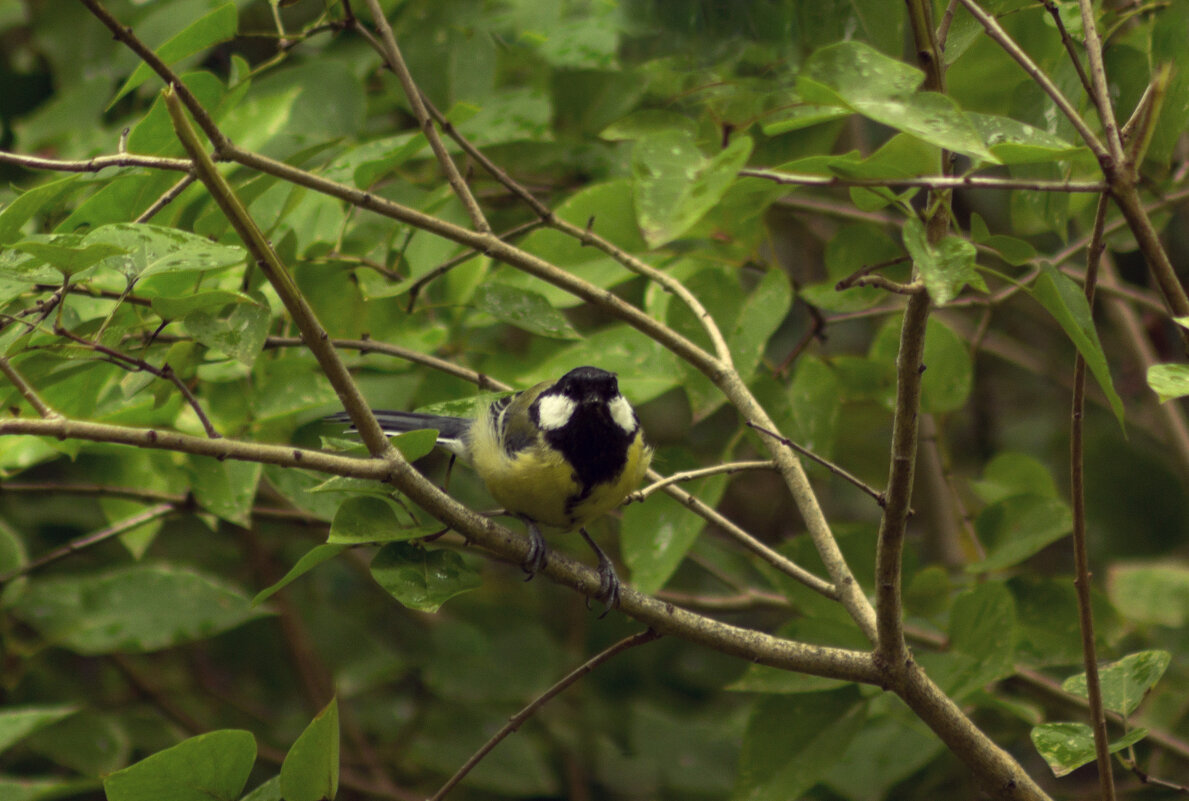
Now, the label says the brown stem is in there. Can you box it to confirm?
[1070,193,1117,801]
[428,629,661,801]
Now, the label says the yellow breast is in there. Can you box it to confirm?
[470,417,652,530]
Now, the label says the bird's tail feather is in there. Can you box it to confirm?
[326,410,470,456]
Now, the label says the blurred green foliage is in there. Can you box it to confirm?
[1,1,1188,799]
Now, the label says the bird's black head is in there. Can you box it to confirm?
[530,366,639,488]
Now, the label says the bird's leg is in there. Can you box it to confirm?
[519,516,548,579]
[579,528,621,615]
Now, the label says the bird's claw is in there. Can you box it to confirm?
[521,520,547,580]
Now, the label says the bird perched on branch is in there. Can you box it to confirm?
[329,366,652,610]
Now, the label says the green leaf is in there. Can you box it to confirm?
[970,212,1037,266]
[970,495,1073,573]
[970,451,1059,504]
[103,729,256,801]
[182,299,270,367]
[760,104,852,135]
[800,224,901,313]
[370,543,481,612]
[0,705,78,756]
[110,4,239,108]
[1030,722,1148,777]
[734,688,867,801]
[0,176,80,245]
[1062,651,1171,716]
[1030,263,1125,426]
[472,283,580,340]
[920,317,973,413]
[633,132,753,248]
[327,497,440,545]
[151,290,259,320]
[1146,363,1189,403]
[1108,562,1189,626]
[729,269,792,381]
[966,112,1083,164]
[25,710,129,777]
[869,316,973,413]
[621,473,726,594]
[280,698,339,801]
[1010,577,1090,667]
[788,356,840,457]
[942,582,1017,696]
[601,110,699,141]
[83,224,246,281]
[902,217,979,306]
[184,457,262,526]
[10,235,129,276]
[823,715,945,801]
[797,41,996,162]
[9,564,267,654]
[241,776,282,801]
[252,544,347,607]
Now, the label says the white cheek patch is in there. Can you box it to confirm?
[536,394,576,430]
[608,394,637,434]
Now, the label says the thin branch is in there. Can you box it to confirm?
[0,415,878,683]
[405,218,544,311]
[1070,193,1117,801]
[0,148,191,174]
[873,291,930,669]
[78,0,228,148]
[428,629,662,801]
[740,169,1105,193]
[746,424,892,509]
[637,460,775,498]
[398,86,736,367]
[360,0,491,234]
[0,482,328,525]
[164,86,397,459]
[1075,0,1127,168]
[136,173,198,222]
[953,0,1108,161]
[55,326,221,439]
[262,335,511,392]
[0,503,174,583]
[850,276,926,295]
[653,475,838,601]
[0,356,59,418]
[1038,0,1094,100]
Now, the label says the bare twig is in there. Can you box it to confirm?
[0,356,59,419]
[55,326,221,439]
[164,86,397,458]
[1070,193,1117,801]
[0,148,191,174]
[873,292,930,668]
[360,0,491,234]
[428,629,662,801]
[746,423,891,509]
[136,173,198,222]
[953,0,1108,161]
[739,170,1105,193]
[0,503,174,583]
[1075,0,1126,169]
[638,460,775,498]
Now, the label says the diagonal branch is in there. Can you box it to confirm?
[954,0,1108,161]
[360,0,491,234]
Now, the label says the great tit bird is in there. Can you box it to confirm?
[330,366,652,609]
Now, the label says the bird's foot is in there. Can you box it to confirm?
[580,528,621,617]
[521,519,547,580]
